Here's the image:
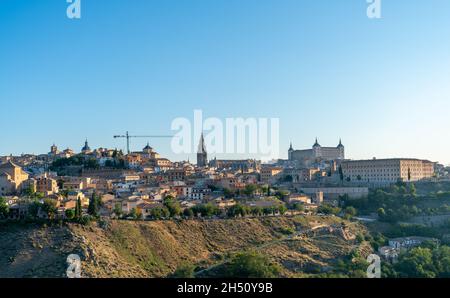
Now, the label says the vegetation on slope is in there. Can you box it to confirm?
[0,216,366,278]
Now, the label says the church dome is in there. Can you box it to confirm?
[82,139,91,152]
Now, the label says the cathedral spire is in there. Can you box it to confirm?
[197,133,208,167]
[198,133,207,153]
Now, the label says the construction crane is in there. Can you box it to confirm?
[113,131,174,154]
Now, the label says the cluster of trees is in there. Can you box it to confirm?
[87,192,102,217]
[188,203,221,218]
[340,183,421,223]
[377,205,421,223]
[433,191,450,200]
[274,190,290,201]
[0,197,67,220]
[172,262,196,278]
[147,198,180,220]
[420,204,450,216]
[317,204,341,216]
[222,184,264,198]
[382,223,440,239]
[104,159,126,169]
[221,251,281,278]
[172,250,281,278]
[315,204,357,219]
[22,185,45,199]
[63,192,101,225]
[142,197,291,221]
[147,201,223,220]
[50,155,100,171]
[172,241,450,279]
[227,203,287,218]
[222,184,283,199]
[0,197,9,219]
[28,198,58,220]
[146,196,183,220]
[64,194,101,225]
[288,202,305,212]
[330,251,370,278]
[384,244,450,278]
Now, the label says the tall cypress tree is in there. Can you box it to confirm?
[75,198,82,219]
[88,192,99,217]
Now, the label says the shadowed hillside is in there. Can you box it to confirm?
[0,216,369,278]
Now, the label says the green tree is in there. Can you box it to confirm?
[127,208,142,220]
[192,203,220,217]
[28,200,42,219]
[223,188,235,198]
[394,247,436,278]
[75,198,82,219]
[274,190,290,202]
[262,206,275,216]
[150,207,170,219]
[79,215,92,226]
[344,206,357,219]
[224,251,281,278]
[65,209,75,220]
[42,198,58,220]
[433,246,450,277]
[172,263,196,278]
[183,208,194,218]
[164,197,182,217]
[260,185,269,196]
[88,192,100,217]
[291,203,304,212]
[333,251,369,278]
[243,184,258,197]
[0,197,9,219]
[113,202,122,217]
[250,206,263,216]
[409,183,417,196]
[23,185,36,197]
[317,204,341,215]
[277,205,287,215]
[227,204,248,218]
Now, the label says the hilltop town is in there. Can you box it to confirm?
[1,137,450,278]
[1,136,447,221]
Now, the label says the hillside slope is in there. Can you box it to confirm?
[0,216,369,278]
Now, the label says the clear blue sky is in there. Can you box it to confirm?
[1,0,449,164]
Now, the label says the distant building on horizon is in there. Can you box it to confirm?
[340,158,435,184]
[288,138,345,166]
